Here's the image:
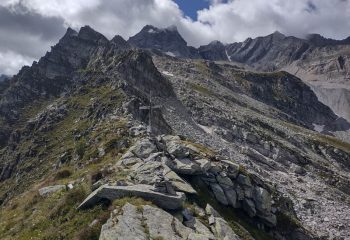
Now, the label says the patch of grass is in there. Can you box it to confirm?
[112,197,153,209]
[182,140,216,157]
[75,139,87,159]
[55,168,73,180]
[188,83,215,97]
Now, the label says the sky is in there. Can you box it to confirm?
[0,0,350,75]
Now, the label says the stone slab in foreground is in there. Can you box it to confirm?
[77,184,185,210]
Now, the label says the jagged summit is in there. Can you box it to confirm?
[128,24,199,58]
[111,35,131,49]
[77,25,109,43]
[305,33,350,46]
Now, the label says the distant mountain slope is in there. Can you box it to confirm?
[0,75,9,82]
[128,25,350,122]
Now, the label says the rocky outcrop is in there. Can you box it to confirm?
[78,184,186,210]
[80,135,279,232]
[100,203,227,240]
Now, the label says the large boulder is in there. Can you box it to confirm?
[130,138,158,159]
[100,203,147,240]
[213,217,241,240]
[143,205,193,239]
[164,167,197,194]
[221,160,240,178]
[163,136,199,158]
[253,187,272,213]
[164,157,201,175]
[210,183,228,205]
[78,184,185,210]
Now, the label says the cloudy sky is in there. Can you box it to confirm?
[1,0,350,75]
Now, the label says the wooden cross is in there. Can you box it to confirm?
[139,90,162,134]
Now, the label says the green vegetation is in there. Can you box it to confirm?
[0,80,131,239]
[188,82,215,96]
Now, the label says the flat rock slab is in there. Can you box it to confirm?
[78,184,185,210]
[39,185,66,197]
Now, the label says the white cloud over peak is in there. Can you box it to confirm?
[1,0,350,75]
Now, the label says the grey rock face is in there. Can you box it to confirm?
[100,203,147,240]
[198,41,228,61]
[210,183,229,205]
[101,203,220,240]
[130,138,158,159]
[165,158,202,175]
[242,198,256,217]
[253,187,272,213]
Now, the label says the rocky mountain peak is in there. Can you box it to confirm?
[128,25,194,58]
[111,35,131,49]
[77,25,109,44]
[270,30,286,39]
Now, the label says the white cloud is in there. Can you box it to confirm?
[194,0,350,44]
[1,0,350,74]
[0,50,32,75]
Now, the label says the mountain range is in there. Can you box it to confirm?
[128,25,350,123]
[0,25,349,240]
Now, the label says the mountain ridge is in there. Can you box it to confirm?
[127,25,350,123]
[0,25,350,239]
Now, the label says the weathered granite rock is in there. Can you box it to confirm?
[224,188,238,208]
[165,137,199,158]
[130,161,163,184]
[237,174,252,187]
[205,204,240,240]
[213,217,241,240]
[193,218,215,239]
[205,204,220,217]
[221,160,240,178]
[210,183,229,205]
[100,203,147,240]
[164,168,197,194]
[78,184,185,210]
[242,198,256,217]
[195,158,212,172]
[253,187,272,213]
[38,185,66,197]
[143,205,193,239]
[131,138,158,158]
[165,157,201,175]
[216,173,234,187]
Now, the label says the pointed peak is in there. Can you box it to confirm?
[78,25,108,42]
[139,24,179,34]
[141,25,159,33]
[59,27,78,43]
[271,31,285,39]
[111,35,131,49]
[111,35,126,43]
[65,27,78,37]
